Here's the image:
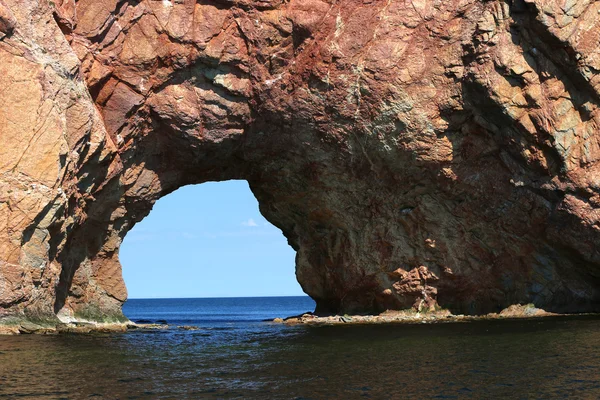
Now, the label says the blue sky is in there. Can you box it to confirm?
[119,180,303,298]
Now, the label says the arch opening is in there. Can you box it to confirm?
[120,180,303,300]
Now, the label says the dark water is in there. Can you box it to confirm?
[2,297,600,399]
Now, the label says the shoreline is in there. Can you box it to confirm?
[0,320,170,335]
[274,304,595,326]
[1,304,598,335]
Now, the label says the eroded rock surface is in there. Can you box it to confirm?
[2,0,600,323]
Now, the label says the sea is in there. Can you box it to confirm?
[2,296,600,399]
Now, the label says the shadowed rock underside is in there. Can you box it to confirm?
[2,0,600,324]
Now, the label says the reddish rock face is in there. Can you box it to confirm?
[2,0,600,322]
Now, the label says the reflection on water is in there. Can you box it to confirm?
[1,299,600,398]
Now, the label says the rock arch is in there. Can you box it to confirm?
[2,0,600,324]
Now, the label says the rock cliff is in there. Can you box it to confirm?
[2,0,600,323]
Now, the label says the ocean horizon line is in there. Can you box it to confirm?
[126,295,312,300]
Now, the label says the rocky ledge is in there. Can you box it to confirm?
[277,304,560,326]
[0,320,129,335]
[2,0,600,325]
[0,304,563,334]
[0,319,172,335]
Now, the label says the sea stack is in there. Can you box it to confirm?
[2,0,600,324]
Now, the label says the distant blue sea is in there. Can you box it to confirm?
[123,296,316,326]
[3,297,600,398]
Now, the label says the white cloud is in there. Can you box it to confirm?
[241,218,259,227]
[180,232,198,239]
